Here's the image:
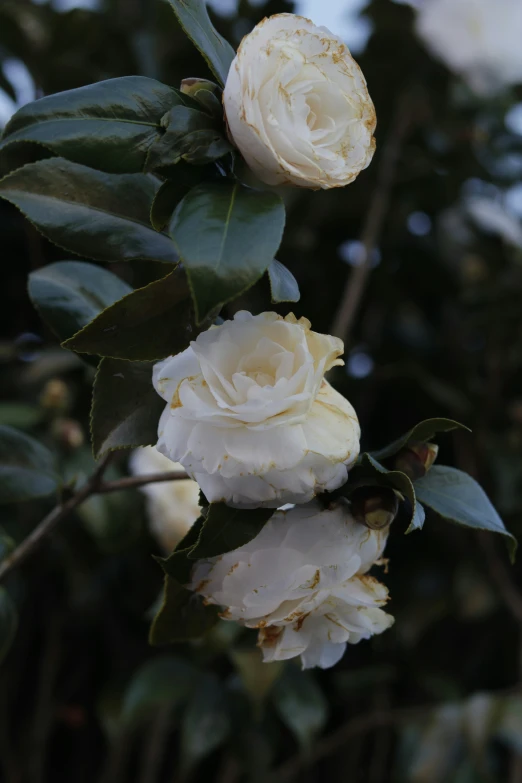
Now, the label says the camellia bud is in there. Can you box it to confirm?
[51,418,84,450]
[394,442,439,481]
[351,487,399,531]
[39,378,70,413]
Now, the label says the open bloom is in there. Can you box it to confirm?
[223,13,376,189]
[415,0,522,96]
[190,501,393,669]
[129,447,200,552]
[153,311,360,508]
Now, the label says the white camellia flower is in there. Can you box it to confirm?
[129,447,200,552]
[153,311,360,508]
[415,0,522,96]
[190,501,393,669]
[223,13,376,189]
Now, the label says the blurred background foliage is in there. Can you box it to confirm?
[1,0,522,781]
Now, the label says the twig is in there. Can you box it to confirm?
[331,92,414,343]
[0,459,190,583]
[97,470,188,494]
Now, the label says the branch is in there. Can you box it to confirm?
[331,92,414,343]
[97,470,189,494]
[0,457,189,582]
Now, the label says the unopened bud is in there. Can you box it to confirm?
[351,487,399,530]
[39,379,69,412]
[180,77,220,97]
[394,442,439,480]
[51,418,84,450]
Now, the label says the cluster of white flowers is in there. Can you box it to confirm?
[190,501,393,669]
[151,310,392,668]
[413,0,522,96]
[146,13,394,669]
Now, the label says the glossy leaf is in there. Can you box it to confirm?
[371,418,471,462]
[0,425,58,503]
[189,503,274,560]
[170,182,286,322]
[149,575,219,645]
[0,76,183,175]
[0,588,17,665]
[165,0,235,86]
[181,673,231,772]
[122,655,196,725]
[0,158,177,263]
[145,105,230,170]
[272,665,328,750]
[415,466,517,560]
[90,359,164,458]
[64,268,203,361]
[149,164,211,231]
[268,259,301,303]
[28,261,132,344]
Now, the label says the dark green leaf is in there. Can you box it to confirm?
[149,575,219,645]
[0,77,183,175]
[0,588,17,665]
[146,106,231,170]
[268,260,301,303]
[371,418,470,461]
[90,359,164,458]
[0,158,177,264]
[150,164,210,231]
[165,0,235,86]
[28,261,132,344]
[406,501,426,534]
[0,425,58,503]
[64,268,204,361]
[189,503,274,560]
[181,673,231,772]
[170,182,286,322]
[122,655,196,725]
[160,514,207,584]
[272,665,328,750]
[415,466,517,560]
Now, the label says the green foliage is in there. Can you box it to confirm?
[0,588,17,664]
[169,182,286,322]
[188,503,274,560]
[0,158,177,263]
[371,418,471,461]
[149,575,219,645]
[28,261,132,344]
[415,466,517,559]
[63,268,203,361]
[0,76,183,175]
[272,665,329,750]
[149,164,213,230]
[165,0,236,85]
[90,359,164,457]
[0,425,58,503]
[145,104,231,170]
